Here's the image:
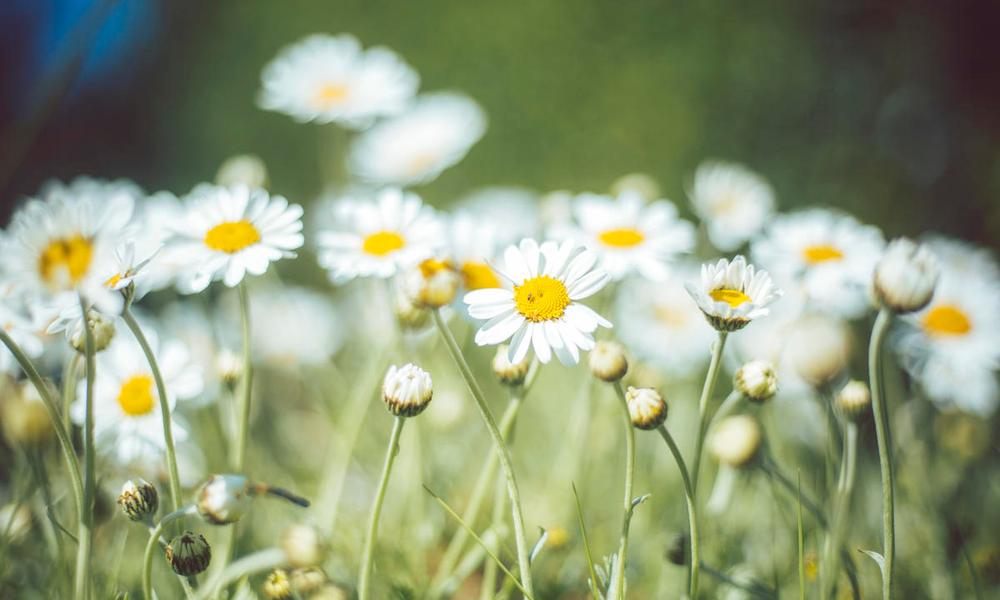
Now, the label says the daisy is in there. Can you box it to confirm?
[750,208,884,318]
[72,326,203,465]
[133,191,188,293]
[685,255,782,332]
[0,287,45,376]
[896,237,1000,416]
[169,184,304,293]
[3,178,136,315]
[688,161,775,251]
[348,93,487,186]
[258,33,418,128]
[550,190,695,281]
[464,238,612,365]
[615,263,715,375]
[317,187,444,283]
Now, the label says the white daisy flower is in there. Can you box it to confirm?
[751,208,884,318]
[688,161,775,251]
[3,178,136,315]
[348,92,487,186]
[685,255,783,332]
[896,237,1000,416]
[464,238,612,365]
[550,190,695,281]
[247,285,343,367]
[258,33,418,128]
[317,187,444,283]
[615,263,715,375]
[0,287,45,375]
[133,191,188,293]
[72,327,203,465]
[170,184,304,293]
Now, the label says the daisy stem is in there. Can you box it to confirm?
[122,305,183,512]
[868,307,895,599]
[234,280,254,470]
[657,425,700,600]
[820,421,858,600]
[358,415,406,600]
[74,295,96,600]
[432,309,535,598]
[692,332,729,495]
[142,505,196,600]
[609,381,635,600]
[0,328,83,523]
[62,353,81,432]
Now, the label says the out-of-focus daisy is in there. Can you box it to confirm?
[751,209,884,318]
[464,238,612,365]
[551,190,695,281]
[170,184,304,293]
[247,285,343,367]
[896,237,1000,416]
[72,328,203,464]
[134,191,188,293]
[258,33,418,128]
[688,161,775,252]
[446,213,504,292]
[615,263,714,375]
[685,255,782,332]
[348,93,486,186]
[454,186,541,246]
[317,188,444,283]
[3,178,135,314]
[0,290,44,375]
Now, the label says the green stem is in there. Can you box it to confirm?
[142,506,196,600]
[692,332,729,494]
[122,306,183,511]
[609,381,635,599]
[821,422,858,600]
[74,295,95,600]
[234,281,254,470]
[62,353,81,432]
[797,472,806,600]
[868,307,895,599]
[358,416,406,600]
[0,328,83,520]
[432,310,535,598]
[479,475,507,600]
[657,426,700,599]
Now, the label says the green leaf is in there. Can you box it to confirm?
[572,483,603,600]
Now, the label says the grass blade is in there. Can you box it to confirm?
[572,483,602,600]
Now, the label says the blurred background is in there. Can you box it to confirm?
[1,0,999,247]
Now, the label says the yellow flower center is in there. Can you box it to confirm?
[204,221,261,253]
[598,227,645,248]
[117,374,156,417]
[922,304,971,337]
[802,244,844,264]
[709,288,751,308]
[514,276,570,322]
[104,273,122,288]
[362,231,406,257]
[38,235,94,286]
[460,261,500,290]
[315,83,349,108]
[419,258,450,277]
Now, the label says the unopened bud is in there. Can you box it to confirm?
[874,238,938,314]
[1,380,54,446]
[589,341,628,383]
[382,363,433,417]
[70,311,115,353]
[625,386,667,430]
[836,380,870,420]
[404,259,459,309]
[282,524,324,568]
[166,531,211,576]
[394,287,430,329]
[197,474,252,524]
[118,479,158,522]
[290,567,327,595]
[492,344,531,386]
[216,154,268,189]
[709,415,762,468]
[216,349,243,386]
[665,532,687,566]
[734,360,778,403]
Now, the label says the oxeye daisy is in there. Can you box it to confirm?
[0,288,45,376]
[348,93,487,186]
[464,238,612,365]
[751,208,884,318]
[688,161,775,252]
[170,184,304,294]
[3,178,136,315]
[317,188,444,283]
[71,327,203,465]
[896,237,1000,416]
[685,255,782,332]
[258,33,418,128]
[550,190,695,281]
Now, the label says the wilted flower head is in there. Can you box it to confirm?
[709,415,762,468]
[166,531,211,576]
[625,386,668,430]
[382,363,433,417]
[734,360,778,403]
[685,256,782,332]
[874,237,939,314]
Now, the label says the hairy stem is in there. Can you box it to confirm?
[692,332,729,494]
[74,295,95,600]
[608,381,636,599]
[868,308,895,599]
[657,425,700,599]
[358,416,406,600]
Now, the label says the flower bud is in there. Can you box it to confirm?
[1,380,54,446]
[216,349,243,387]
[874,238,939,314]
[786,315,851,388]
[290,567,327,594]
[709,415,762,468]
[117,479,158,522]
[394,286,430,329]
[734,360,778,403]
[836,380,870,420]
[404,259,459,309]
[309,585,350,600]
[610,173,661,203]
[282,524,324,568]
[70,310,115,353]
[625,386,667,430]
[492,344,531,386]
[382,363,433,417]
[0,503,31,543]
[263,569,292,600]
[589,341,628,383]
[166,531,211,576]
[216,154,268,189]
[665,532,687,566]
[197,474,253,524]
